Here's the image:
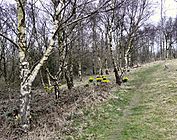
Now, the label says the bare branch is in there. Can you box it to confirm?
[18,0,25,19]
[46,68,57,81]
[0,33,19,48]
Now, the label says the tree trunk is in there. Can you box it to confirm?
[78,62,82,81]
[9,47,16,82]
[78,28,82,81]
[114,67,121,85]
[47,72,51,86]
[54,80,60,99]
[65,65,74,90]
[104,27,109,75]
[108,0,121,85]
[17,0,64,130]
[124,38,133,71]
[17,0,31,130]
[65,40,74,89]
[40,70,45,87]
[169,36,172,59]
[98,57,102,75]
[69,63,74,88]
[105,59,109,75]
[165,35,169,60]
[1,42,7,82]
[19,62,31,130]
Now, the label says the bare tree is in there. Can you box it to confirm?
[107,0,122,85]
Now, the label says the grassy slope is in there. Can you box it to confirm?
[73,60,177,140]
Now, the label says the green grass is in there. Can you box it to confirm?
[70,60,177,140]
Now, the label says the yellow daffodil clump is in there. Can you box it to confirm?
[102,75,107,80]
[96,77,103,82]
[89,76,94,82]
[122,76,129,82]
[102,79,110,83]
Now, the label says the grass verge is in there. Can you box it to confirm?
[68,61,177,140]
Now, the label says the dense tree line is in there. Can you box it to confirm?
[0,0,177,130]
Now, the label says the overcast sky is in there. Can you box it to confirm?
[149,0,177,24]
[2,0,177,24]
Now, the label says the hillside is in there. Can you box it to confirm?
[69,60,177,139]
[2,60,177,139]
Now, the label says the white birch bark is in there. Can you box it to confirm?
[108,0,121,85]
[78,62,82,81]
[105,58,109,74]
[98,57,102,75]
[17,0,64,130]
[105,28,109,75]
[17,0,32,130]
[40,70,45,87]
[124,38,133,71]
[78,29,82,81]
[47,72,52,86]
[28,1,64,84]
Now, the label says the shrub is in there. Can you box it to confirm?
[122,77,129,83]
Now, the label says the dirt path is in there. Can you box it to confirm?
[104,65,156,140]
[101,60,177,140]
[108,88,142,140]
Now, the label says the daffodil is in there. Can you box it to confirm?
[89,76,94,82]
[122,77,129,82]
[96,77,103,82]
[102,79,110,83]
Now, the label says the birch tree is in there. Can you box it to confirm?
[15,0,65,130]
[16,0,108,129]
[123,0,152,71]
[108,0,122,85]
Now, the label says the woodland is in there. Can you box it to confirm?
[0,0,177,139]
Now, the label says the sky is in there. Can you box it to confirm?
[1,0,177,24]
[149,0,177,24]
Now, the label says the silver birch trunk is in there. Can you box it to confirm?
[78,62,82,81]
[128,53,131,68]
[78,30,82,81]
[165,36,169,60]
[105,29,109,75]
[98,57,102,75]
[124,54,128,69]
[58,41,66,80]
[105,59,109,75]
[108,0,121,85]
[124,38,133,71]
[17,0,64,130]
[17,0,32,130]
[40,70,45,87]
[65,63,74,89]
[47,72,52,86]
